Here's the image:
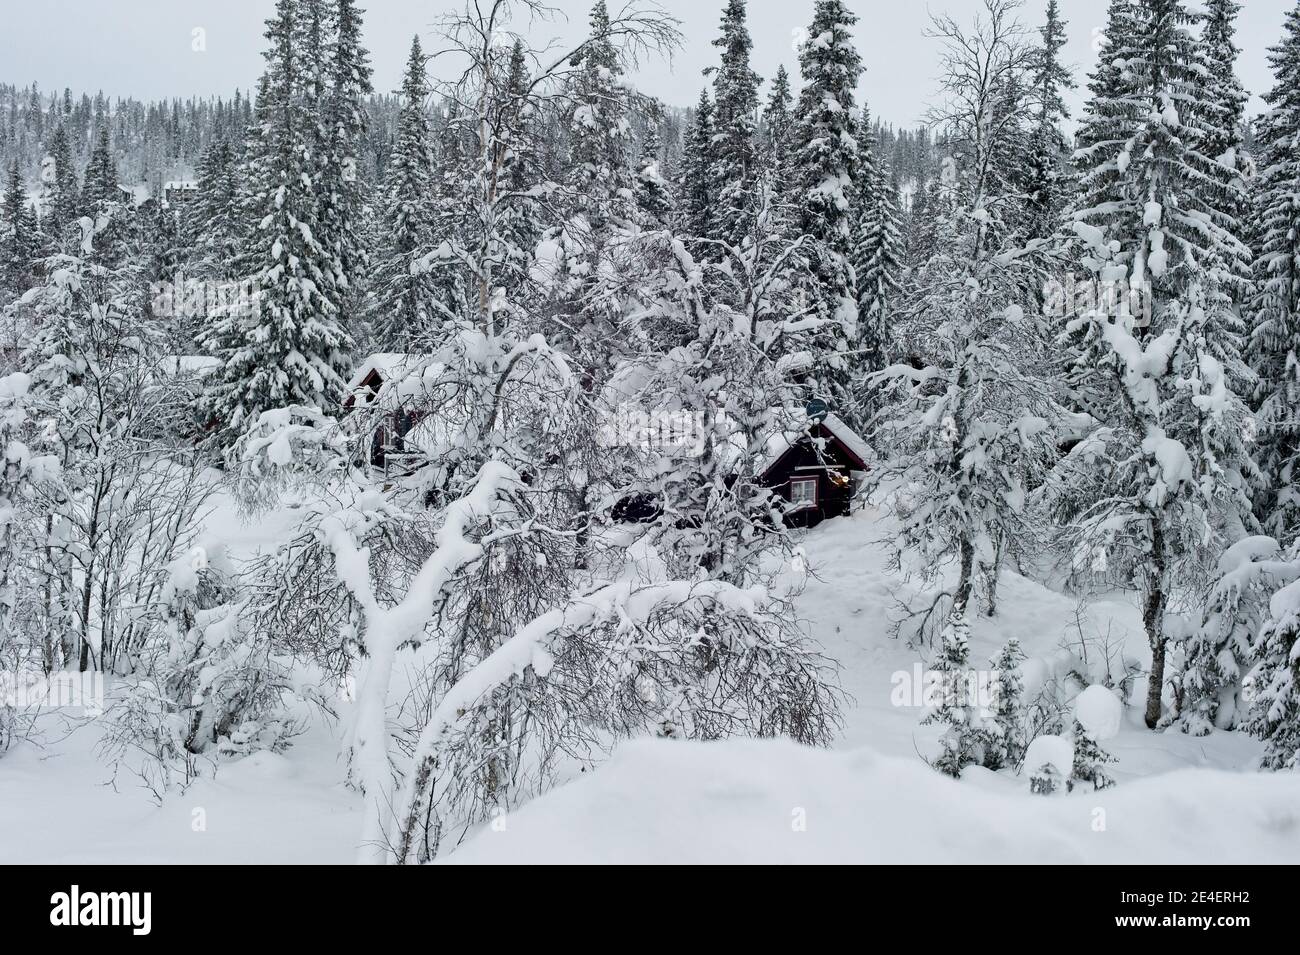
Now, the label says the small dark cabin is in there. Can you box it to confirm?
[343,354,423,468]
[757,413,870,528]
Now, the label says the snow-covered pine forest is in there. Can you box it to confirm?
[1,0,1299,865]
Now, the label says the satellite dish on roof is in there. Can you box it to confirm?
[805,398,830,421]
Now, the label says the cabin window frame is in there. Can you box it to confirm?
[789,475,818,511]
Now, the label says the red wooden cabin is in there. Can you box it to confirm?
[757,412,870,528]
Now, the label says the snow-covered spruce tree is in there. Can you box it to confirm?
[1056,0,1142,409]
[1247,542,1300,768]
[1248,3,1300,540]
[921,606,986,777]
[1,160,42,301]
[495,39,546,303]
[1067,0,1140,220]
[903,175,958,275]
[851,120,903,384]
[424,102,472,326]
[1200,0,1249,178]
[985,638,1027,770]
[1195,0,1254,320]
[81,179,143,275]
[872,0,1055,628]
[1054,0,1257,728]
[679,89,716,245]
[1070,717,1117,789]
[1032,0,1073,159]
[754,65,799,254]
[1178,536,1296,735]
[200,0,352,444]
[635,115,673,230]
[186,138,241,284]
[300,0,339,303]
[790,0,862,419]
[562,0,637,247]
[652,105,685,188]
[81,124,119,208]
[1024,0,1076,244]
[319,0,373,320]
[761,65,795,187]
[369,35,439,351]
[1027,750,1071,793]
[40,125,79,244]
[708,0,761,247]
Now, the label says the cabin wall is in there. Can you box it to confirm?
[608,423,868,530]
[765,442,856,528]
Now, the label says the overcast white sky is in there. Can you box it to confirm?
[2,1,1294,126]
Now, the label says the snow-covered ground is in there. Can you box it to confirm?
[0,720,359,864]
[440,738,1300,864]
[788,510,1266,779]
[1,500,1295,864]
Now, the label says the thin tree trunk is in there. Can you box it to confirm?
[78,550,96,673]
[1143,518,1167,729]
[956,534,975,612]
[982,529,1003,617]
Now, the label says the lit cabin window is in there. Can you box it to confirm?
[790,476,817,510]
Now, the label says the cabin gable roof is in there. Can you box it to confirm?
[757,413,870,483]
[344,353,419,409]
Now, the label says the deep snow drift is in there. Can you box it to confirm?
[441,738,1300,864]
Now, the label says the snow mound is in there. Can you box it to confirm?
[441,738,1300,864]
[1075,685,1124,741]
[1024,734,1074,777]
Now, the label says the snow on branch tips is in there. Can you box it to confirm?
[388,574,839,864]
[235,404,349,512]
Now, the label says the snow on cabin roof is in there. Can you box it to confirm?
[757,412,872,477]
[163,180,197,191]
[345,353,423,405]
[819,413,872,467]
[125,184,152,208]
[347,353,415,389]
